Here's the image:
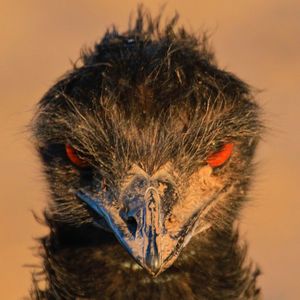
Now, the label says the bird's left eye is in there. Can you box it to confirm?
[65,144,89,167]
[207,143,234,168]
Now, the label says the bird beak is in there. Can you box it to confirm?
[76,187,200,276]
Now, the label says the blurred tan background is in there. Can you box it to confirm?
[0,0,299,299]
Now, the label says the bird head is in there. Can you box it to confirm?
[32,12,262,277]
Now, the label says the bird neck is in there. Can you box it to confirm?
[30,224,261,300]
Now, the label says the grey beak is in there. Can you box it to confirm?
[76,186,199,276]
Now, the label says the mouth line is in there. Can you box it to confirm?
[76,190,141,257]
[156,184,232,271]
[76,191,113,232]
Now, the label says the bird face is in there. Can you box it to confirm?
[35,92,258,277]
[33,26,261,278]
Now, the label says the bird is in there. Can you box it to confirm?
[29,8,263,300]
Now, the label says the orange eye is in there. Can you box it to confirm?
[65,144,89,167]
[207,143,234,168]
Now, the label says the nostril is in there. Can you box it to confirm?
[120,205,141,237]
[126,216,138,237]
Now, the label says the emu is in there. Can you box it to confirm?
[30,9,263,300]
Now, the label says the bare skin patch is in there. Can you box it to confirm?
[166,165,223,232]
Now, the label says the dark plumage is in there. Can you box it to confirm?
[30,9,263,300]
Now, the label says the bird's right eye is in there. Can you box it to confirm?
[65,144,89,167]
[207,143,234,168]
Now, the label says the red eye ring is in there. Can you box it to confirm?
[207,143,234,168]
[65,144,89,167]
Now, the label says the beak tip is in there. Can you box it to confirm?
[144,254,163,276]
[145,267,162,277]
